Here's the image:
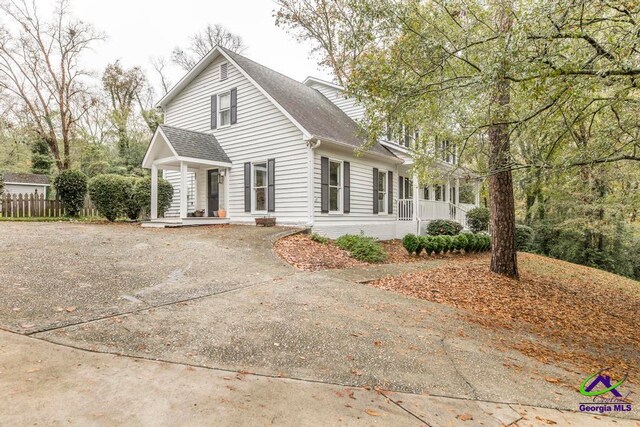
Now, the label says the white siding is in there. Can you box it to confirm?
[306,82,366,121]
[163,54,308,224]
[311,147,402,239]
[3,184,48,196]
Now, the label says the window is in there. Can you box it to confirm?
[329,160,342,212]
[220,63,228,81]
[219,92,231,127]
[378,170,387,214]
[423,187,430,200]
[253,162,267,211]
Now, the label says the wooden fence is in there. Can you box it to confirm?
[0,192,99,218]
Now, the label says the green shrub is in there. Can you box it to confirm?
[515,225,534,251]
[424,236,438,255]
[54,170,88,217]
[467,207,490,233]
[477,233,491,251]
[441,235,453,253]
[133,176,174,218]
[336,234,387,263]
[464,233,477,252]
[426,219,463,236]
[430,235,444,254]
[336,234,374,251]
[453,234,468,252]
[123,177,141,220]
[88,174,130,221]
[349,239,388,263]
[310,233,330,244]
[402,233,420,255]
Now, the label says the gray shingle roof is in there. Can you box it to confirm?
[159,125,231,164]
[221,48,397,159]
[3,173,49,185]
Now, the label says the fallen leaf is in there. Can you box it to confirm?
[365,409,381,416]
[456,413,473,421]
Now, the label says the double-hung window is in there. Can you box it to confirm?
[329,160,342,212]
[219,91,231,127]
[378,170,387,214]
[253,162,267,212]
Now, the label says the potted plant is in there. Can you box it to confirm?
[218,209,226,218]
[255,215,276,227]
[193,209,205,217]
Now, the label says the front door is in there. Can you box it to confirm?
[207,169,219,216]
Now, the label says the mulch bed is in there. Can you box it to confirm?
[274,234,366,271]
[275,234,464,271]
[368,252,640,380]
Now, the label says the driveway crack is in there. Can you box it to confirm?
[440,336,479,400]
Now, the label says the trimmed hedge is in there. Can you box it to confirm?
[133,176,174,218]
[54,170,88,217]
[426,219,463,236]
[88,174,130,221]
[402,232,491,256]
[467,207,490,233]
[336,234,387,263]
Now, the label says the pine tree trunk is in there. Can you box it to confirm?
[488,1,518,279]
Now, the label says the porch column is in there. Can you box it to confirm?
[224,167,230,210]
[412,173,419,221]
[179,161,188,219]
[444,180,450,203]
[151,164,159,220]
[455,178,460,206]
[475,180,481,206]
[429,185,435,201]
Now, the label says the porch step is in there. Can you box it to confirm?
[141,218,230,228]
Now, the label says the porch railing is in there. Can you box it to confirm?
[397,199,470,229]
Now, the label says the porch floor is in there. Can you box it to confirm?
[141,217,230,228]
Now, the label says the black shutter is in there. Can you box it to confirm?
[321,157,329,213]
[388,171,393,215]
[244,162,251,212]
[404,127,410,147]
[211,94,217,129]
[398,176,404,199]
[373,168,379,214]
[343,161,350,214]
[267,158,275,212]
[230,88,237,124]
[405,178,410,199]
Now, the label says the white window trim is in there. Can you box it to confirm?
[328,158,343,215]
[378,169,388,215]
[218,90,231,129]
[252,160,268,214]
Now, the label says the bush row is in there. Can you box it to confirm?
[335,234,387,263]
[88,174,173,221]
[402,232,491,255]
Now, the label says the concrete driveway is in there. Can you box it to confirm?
[0,222,637,425]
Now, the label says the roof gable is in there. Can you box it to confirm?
[157,46,396,160]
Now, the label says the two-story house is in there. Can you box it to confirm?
[142,46,481,239]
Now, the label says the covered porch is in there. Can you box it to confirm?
[396,164,482,229]
[142,125,233,226]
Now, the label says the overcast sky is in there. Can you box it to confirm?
[72,0,332,91]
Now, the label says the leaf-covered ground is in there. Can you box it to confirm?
[369,252,640,382]
[274,233,463,270]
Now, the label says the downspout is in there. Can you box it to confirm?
[306,139,322,227]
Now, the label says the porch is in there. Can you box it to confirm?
[142,125,233,225]
[396,165,482,229]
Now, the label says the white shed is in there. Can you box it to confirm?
[2,173,50,197]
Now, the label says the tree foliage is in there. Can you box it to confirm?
[172,23,247,71]
[0,0,104,171]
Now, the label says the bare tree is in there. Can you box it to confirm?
[171,23,247,71]
[150,56,171,96]
[0,0,104,171]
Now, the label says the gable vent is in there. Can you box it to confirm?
[220,63,228,81]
